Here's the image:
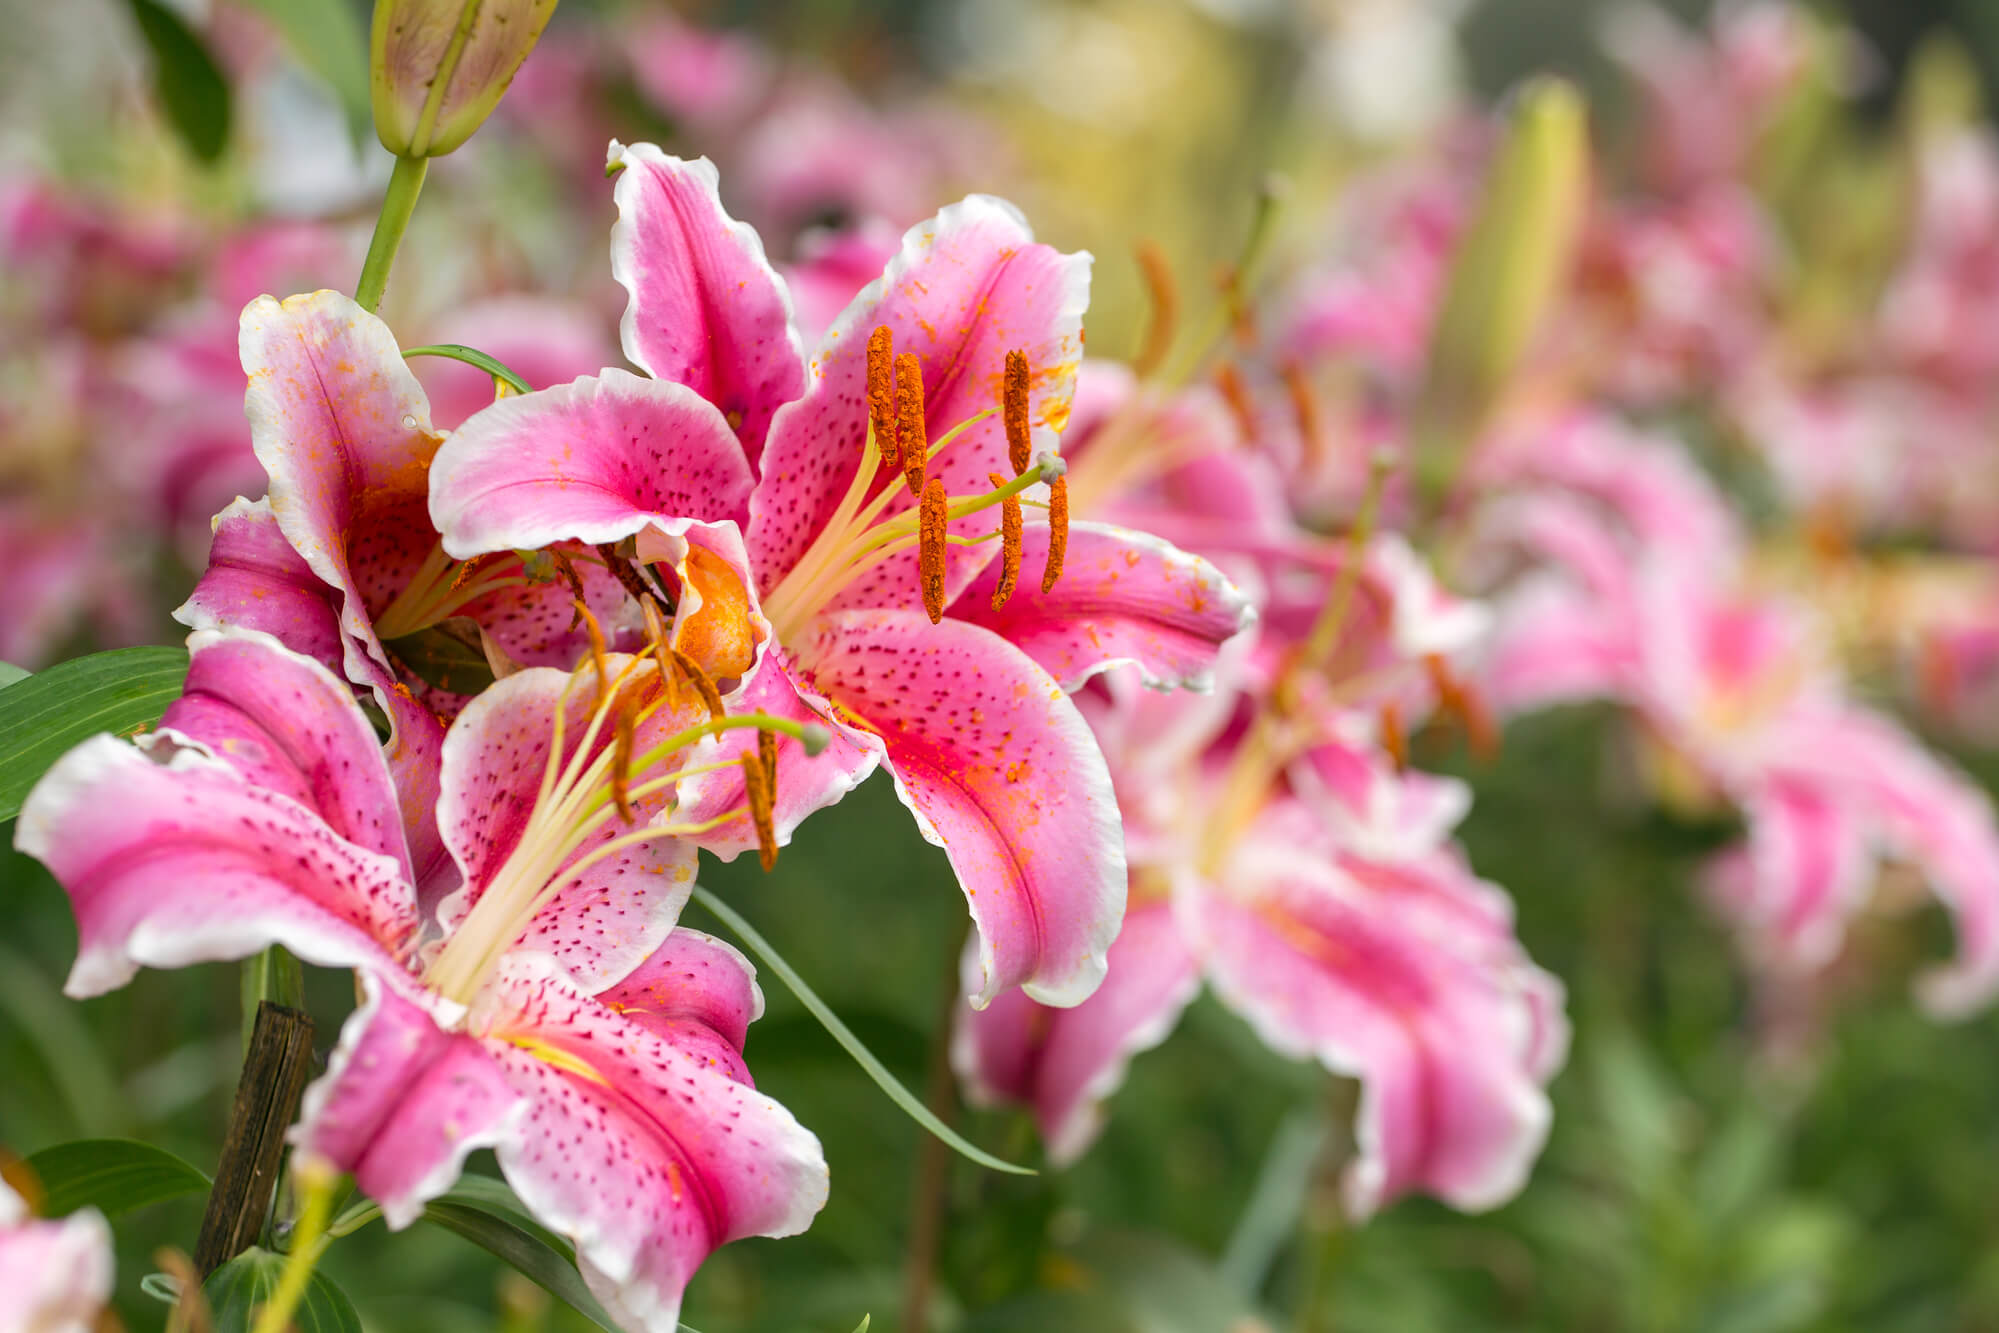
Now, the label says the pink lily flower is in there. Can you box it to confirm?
[432,144,1253,1007]
[18,628,828,1331]
[956,666,1567,1216]
[1483,493,1999,1015]
[0,1181,113,1333]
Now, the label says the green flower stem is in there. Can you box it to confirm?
[250,1161,338,1333]
[355,153,429,313]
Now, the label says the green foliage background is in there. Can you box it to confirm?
[8,702,1999,1330]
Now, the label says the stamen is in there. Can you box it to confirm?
[1003,349,1033,476]
[921,478,948,623]
[1281,361,1321,467]
[641,598,679,713]
[1041,474,1068,594]
[448,552,498,593]
[610,699,637,823]
[1214,361,1258,443]
[989,471,1022,610]
[598,542,656,607]
[1134,240,1177,378]
[759,728,779,796]
[551,549,588,629]
[867,325,900,472]
[668,646,725,721]
[1379,702,1407,772]
[742,752,778,872]
[576,599,611,703]
[896,351,927,495]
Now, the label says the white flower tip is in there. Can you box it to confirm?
[1034,451,1068,480]
[799,723,832,757]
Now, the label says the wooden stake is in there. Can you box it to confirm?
[194,1001,316,1276]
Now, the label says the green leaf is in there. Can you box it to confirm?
[0,662,29,688]
[383,619,498,697]
[422,1180,621,1332]
[402,344,536,396]
[0,942,132,1138]
[123,0,231,162]
[0,645,189,822]
[690,887,1034,1176]
[232,0,370,145]
[204,1246,362,1333]
[25,1138,210,1220]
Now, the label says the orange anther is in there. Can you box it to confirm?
[896,351,927,495]
[1003,349,1032,476]
[1379,701,1407,771]
[867,325,899,471]
[989,471,1022,611]
[741,751,778,872]
[1041,474,1069,594]
[1133,240,1177,378]
[920,477,948,623]
[1214,361,1257,444]
[1280,361,1321,467]
[667,646,725,721]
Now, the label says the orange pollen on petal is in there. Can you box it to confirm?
[668,646,725,721]
[1133,240,1177,378]
[672,544,758,682]
[1041,474,1069,594]
[989,471,1022,611]
[867,325,900,472]
[1214,361,1257,443]
[741,751,778,872]
[1280,361,1321,466]
[1003,349,1033,476]
[920,477,948,624]
[896,351,928,495]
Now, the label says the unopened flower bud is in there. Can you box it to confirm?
[371,0,559,158]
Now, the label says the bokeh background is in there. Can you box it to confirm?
[8,1,1999,1329]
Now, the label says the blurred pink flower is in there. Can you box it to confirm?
[0,1180,113,1333]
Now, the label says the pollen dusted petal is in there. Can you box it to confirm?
[608,142,807,466]
[952,520,1254,692]
[17,735,416,999]
[1186,839,1563,1218]
[293,973,522,1229]
[163,630,414,879]
[486,956,827,1333]
[952,897,1201,1164]
[176,497,346,671]
[429,370,756,558]
[667,648,880,863]
[793,609,1126,1007]
[747,194,1091,611]
[241,290,440,690]
[434,664,699,995]
[672,543,760,683]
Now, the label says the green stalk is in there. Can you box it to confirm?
[354,153,429,313]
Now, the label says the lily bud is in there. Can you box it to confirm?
[1415,77,1587,502]
[371,0,558,158]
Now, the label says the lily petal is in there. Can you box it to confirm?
[594,927,765,1069]
[489,955,827,1333]
[163,629,413,881]
[952,897,1201,1164]
[748,195,1091,609]
[434,663,700,994]
[1188,842,1559,1217]
[430,370,755,557]
[294,972,522,1228]
[176,497,345,670]
[608,142,806,466]
[667,646,880,862]
[16,735,415,998]
[796,609,1125,1007]
[951,520,1255,692]
[241,290,439,688]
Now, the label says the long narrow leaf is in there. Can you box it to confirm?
[423,1200,621,1332]
[123,0,231,162]
[690,887,1033,1176]
[402,344,535,395]
[25,1138,210,1219]
[0,645,189,821]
